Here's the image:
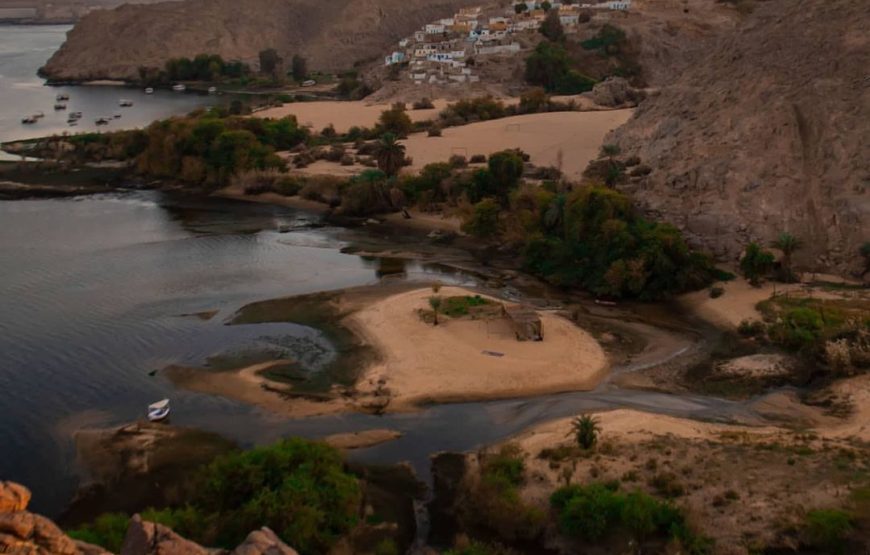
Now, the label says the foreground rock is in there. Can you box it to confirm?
[0,481,299,555]
[0,481,109,555]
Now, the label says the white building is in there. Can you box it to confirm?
[425,23,446,34]
[385,51,406,66]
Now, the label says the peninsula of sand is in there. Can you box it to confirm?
[166,285,609,417]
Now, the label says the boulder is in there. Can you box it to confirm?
[231,528,298,555]
[120,515,211,555]
[0,510,83,555]
[0,481,31,513]
[591,77,640,107]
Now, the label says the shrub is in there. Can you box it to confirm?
[378,105,413,137]
[449,154,467,168]
[709,286,725,298]
[462,198,502,238]
[67,513,130,553]
[803,509,852,553]
[740,242,775,286]
[412,98,435,110]
[469,154,487,164]
[737,319,765,338]
[340,154,354,166]
[428,126,443,137]
[274,176,304,196]
[570,414,600,450]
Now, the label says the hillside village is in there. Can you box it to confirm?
[385,0,632,87]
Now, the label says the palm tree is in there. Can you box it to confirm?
[771,232,802,282]
[569,414,600,450]
[374,132,406,177]
[429,295,442,326]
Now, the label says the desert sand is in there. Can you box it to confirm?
[255,99,450,133]
[402,110,634,179]
[349,286,609,408]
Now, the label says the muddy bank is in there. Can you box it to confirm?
[59,421,236,526]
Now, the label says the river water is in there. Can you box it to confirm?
[0,191,761,517]
[0,25,215,144]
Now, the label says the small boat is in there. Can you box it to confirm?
[33,111,44,119]
[54,103,67,110]
[147,399,170,422]
[207,86,217,94]
[113,112,122,119]
[68,121,78,127]
[119,99,133,107]
[95,117,110,125]
[144,87,155,94]
[56,93,70,101]
[21,116,37,124]
[69,111,83,119]
[171,84,186,92]
[302,79,316,87]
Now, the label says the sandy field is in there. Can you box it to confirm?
[402,110,634,179]
[349,286,609,408]
[255,99,450,133]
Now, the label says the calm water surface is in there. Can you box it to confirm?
[0,25,214,144]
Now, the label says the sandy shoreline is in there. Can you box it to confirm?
[348,286,609,409]
[164,285,609,416]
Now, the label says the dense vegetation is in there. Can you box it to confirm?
[68,439,361,555]
[550,482,712,553]
[163,54,249,82]
[525,23,643,93]
[742,296,870,376]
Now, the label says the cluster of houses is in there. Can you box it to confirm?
[384,1,632,86]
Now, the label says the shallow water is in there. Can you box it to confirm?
[0,25,215,144]
[0,191,475,514]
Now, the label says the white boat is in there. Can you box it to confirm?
[147,399,170,422]
[54,103,67,111]
[119,99,134,107]
[144,87,155,94]
[207,86,217,94]
[171,84,186,92]
[56,93,70,101]
[21,116,37,124]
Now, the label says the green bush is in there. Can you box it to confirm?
[462,198,502,238]
[803,509,852,553]
[67,513,130,553]
[550,484,708,550]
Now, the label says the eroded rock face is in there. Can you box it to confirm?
[119,515,211,555]
[0,482,31,513]
[608,0,870,275]
[232,528,298,555]
[591,77,643,108]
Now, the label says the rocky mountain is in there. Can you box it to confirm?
[608,0,870,274]
[39,0,479,81]
[0,481,298,555]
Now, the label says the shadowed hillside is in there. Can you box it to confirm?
[39,0,480,81]
[608,0,870,275]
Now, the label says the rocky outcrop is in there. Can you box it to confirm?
[590,77,644,107]
[607,0,870,275]
[0,482,109,555]
[0,482,298,555]
[40,0,480,82]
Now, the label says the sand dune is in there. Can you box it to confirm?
[349,286,608,409]
[255,99,449,133]
[402,110,634,179]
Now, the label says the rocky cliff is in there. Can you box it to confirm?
[39,0,479,81]
[0,481,298,555]
[608,0,870,274]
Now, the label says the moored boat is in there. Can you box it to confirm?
[207,86,217,94]
[113,112,122,119]
[95,117,110,125]
[21,116,37,124]
[54,103,67,110]
[147,399,170,422]
[171,84,186,92]
[56,93,70,101]
[144,87,155,94]
[33,111,44,119]
[119,99,133,107]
